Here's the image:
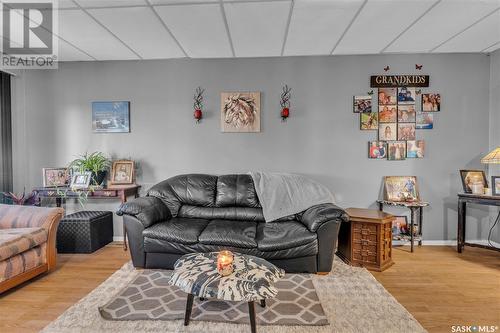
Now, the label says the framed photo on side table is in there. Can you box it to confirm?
[42,167,69,187]
[384,176,420,202]
[110,160,135,185]
[459,170,488,194]
[492,176,500,196]
[70,171,92,189]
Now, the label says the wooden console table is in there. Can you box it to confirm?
[33,184,140,251]
[457,193,500,253]
[377,200,429,252]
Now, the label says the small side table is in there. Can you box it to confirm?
[377,200,429,252]
[337,208,395,272]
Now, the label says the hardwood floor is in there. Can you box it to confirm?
[0,245,498,333]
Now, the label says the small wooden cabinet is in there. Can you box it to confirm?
[337,208,395,272]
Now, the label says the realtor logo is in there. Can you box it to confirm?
[1,0,58,69]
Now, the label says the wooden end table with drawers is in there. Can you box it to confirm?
[337,208,395,272]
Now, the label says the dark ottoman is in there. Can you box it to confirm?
[57,211,113,253]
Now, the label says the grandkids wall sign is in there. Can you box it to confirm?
[370,75,429,88]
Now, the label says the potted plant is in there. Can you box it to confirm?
[69,151,110,186]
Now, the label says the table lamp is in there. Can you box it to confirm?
[481,147,500,164]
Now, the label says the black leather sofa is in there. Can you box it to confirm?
[117,174,348,273]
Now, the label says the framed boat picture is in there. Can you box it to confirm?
[92,101,130,133]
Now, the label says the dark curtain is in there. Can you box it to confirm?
[0,72,12,192]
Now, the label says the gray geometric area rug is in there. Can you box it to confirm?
[99,271,328,326]
[41,258,427,333]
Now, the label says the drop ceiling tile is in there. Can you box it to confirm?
[224,1,290,57]
[386,0,500,53]
[88,7,184,59]
[335,0,437,54]
[59,0,78,9]
[154,4,232,58]
[434,9,500,52]
[284,0,364,56]
[58,9,139,60]
[58,39,94,61]
[74,0,147,7]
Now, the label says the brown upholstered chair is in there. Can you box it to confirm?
[0,204,64,293]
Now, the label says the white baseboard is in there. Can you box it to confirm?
[113,236,124,242]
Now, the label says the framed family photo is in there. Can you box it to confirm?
[378,123,397,141]
[110,160,135,185]
[392,216,408,237]
[387,141,406,160]
[353,95,372,113]
[398,123,416,141]
[421,93,440,112]
[378,88,397,105]
[397,87,416,104]
[492,176,500,196]
[407,140,425,158]
[42,168,69,187]
[379,105,397,123]
[360,112,378,130]
[70,171,92,189]
[459,170,488,194]
[416,112,433,129]
[368,141,387,159]
[384,176,420,202]
[397,105,416,122]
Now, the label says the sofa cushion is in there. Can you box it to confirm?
[143,218,210,245]
[215,174,260,208]
[0,227,48,261]
[256,221,317,251]
[0,243,46,282]
[198,220,257,248]
[178,205,265,222]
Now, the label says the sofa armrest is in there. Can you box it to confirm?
[117,196,171,228]
[299,203,348,232]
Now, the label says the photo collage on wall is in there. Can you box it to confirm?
[354,85,440,161]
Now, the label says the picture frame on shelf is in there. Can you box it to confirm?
[392,216,408,238]
[353,95,372,113]
[492,176,500,196]
[42,167,69,187]
[70,171,92,189]
[110,160,135,185]
[383,176,420,202]
[459,170,488,194]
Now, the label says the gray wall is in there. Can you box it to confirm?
[11,54,495,242]
[489,49,500,243]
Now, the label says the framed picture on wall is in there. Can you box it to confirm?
[379,105,397,123]
[360,112,378,130]
[110,160,135,185]
[387,141,407,161]
[397,87,416,104]
[407,140,425,158]
[42,168,69,187]
[492,176,500,196]
[421,93,441,111]
[221,92,261,133]
[397,105,416,122]
[378,123,397,141]
[459,170,488,194]
[92,101,130,133]
[397,123,416,141]
[368,141,387,159]
[416,112,433,129]
[353,95,372,113]
[378,88,396,105]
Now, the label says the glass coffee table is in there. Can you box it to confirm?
[169,252,285,333]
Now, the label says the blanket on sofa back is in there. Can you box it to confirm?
[248,172,335,222]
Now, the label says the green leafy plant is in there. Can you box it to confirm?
[69,151,110,174]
